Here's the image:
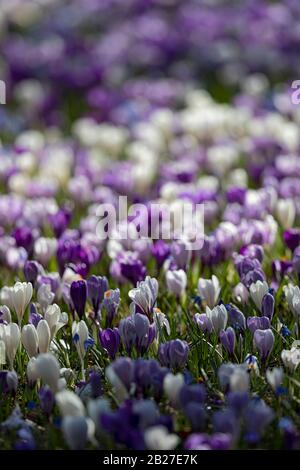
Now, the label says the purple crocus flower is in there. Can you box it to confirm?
[292,247,300,275]
[284,228,300,252]
[87,275,109,316]
[13,226,34,252]
[102,289,120,327]
[253,329,274,362]
[247,316,270,334]
[99,328,120,360]
[24,260,43,286]
[220,327,236,356]
[158,339,189,370]
[194,313,213,334]
[29,304,42,327]
[119,313,156,356]
[178,384,206,407]
[244,399,274,444]
[70,280,87,319]
[119,252,146,285]
[185,432,231,450]
[261,293,275,321]
[39,386,55,416]
[49,207,71,238]
[151,240,170,268]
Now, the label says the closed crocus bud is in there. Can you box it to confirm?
[170,240,191,269]
[159,339,189,370]
[34,237,57,266]
[37,319,51,353]
[56,390,85,417]
[247,316,270,335]
[165,269,187,297]
[99,328,120,359]
[261,293,275,320]
[163,372,184,406]
[6,370,18,395]
[276,199,295,229]
[220,327,236,356]
[39,386,55,416]
[70,280,87,319]
[35,353,60,392]
[37,284,55,313]
[144,426,180,450]
[4,323,20,369]
[206,305,228,335]
[87,275,108,316]
[266,367,284,393]
[250,280,269,312]
[22,324,38,358]
[87,398,111,431]
[254,329,274,362]
[284,284,300,318]
[72,320,89,363]
[194,313,213,334]
[198,275,220,308]
[233,283,249,304]
[281,347,300,372]
[24,260,43,286]
[9,282,33,326]
[292,247,300,276]
[27,357,38,386]
[62,416,95,450]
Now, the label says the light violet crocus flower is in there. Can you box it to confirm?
[165,269,187,297]
[144,426,180,450]
[198,275,220,308]
[254,329,274,362]
[206,305,227,335]
[9,282,33,326]
[249,280,269,312]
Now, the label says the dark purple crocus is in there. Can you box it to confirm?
[13,226,34,252]
[244,399,274,444]
[0,371,18,395]
[24,260,43,286]
[119,252,146,285]
[39,386,55,416]
[261,293,274,321]
[49,207,72,238]
[226,305,246,331]
[184,403,206,431]
[220,327,236,356]
[70,280,87,319]
[99,328,120,360]
[87,275,109,316]
[178,384,206,407]
[284,229,300,252]
[29,304,42,327]
[158,339,189,370]
[253,328,274,362]
[292,247,300,276]
[247,316,270,334]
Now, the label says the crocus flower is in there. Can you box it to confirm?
[99,328,120,359]
[261,293,275,321]
[194,313,213,334]
[87,275,109,316]
[70,280,87,320]
[144,426,179,450]
[266,367,284,393]
[206,304,228,335]
[1,323,20,369]
[34,353,60,392]
[281,347,300,372]
[119,313,156,356]
[253,328,274,362]
[249,280,269,312]
[284,284,300,318]
[158,339,189,370]
[284,228,300,252]
[165,269,187,297]
[102,289,120,327]
[244,399,274,444]
[163,372,184,406]
[62,416,95,450]
[56,390,85,417]
[247,316,270,334]
[8,282,33,326]
[220,327,236,356]
[39,386,55,416]
[198,275,220,308]
[276,199,295,229]
[128,276,158,317]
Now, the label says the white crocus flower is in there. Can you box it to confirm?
[284,284,300,318]
[3,323,20,369]
[34,237,57,266]
[266,367,284,392]
[72,320,90,379]
[229,366,249,393]
[206,304,228,335]
[165,269,187,297]
[144,426,180,450]
[35,353,60,392]
[153,308,170,336]
[21,324,38,358]
[62,416,95,450]
[249,280,269,312]
[198,275,220,308]
[87,398,111,431]
[37,284,55,313]
[37,319,51,353]
[9,282,33,326]
[281,348,300,372]
[27,357,38,385]
[163,373,184,406]
[276,198,295,229]
[128,276,158,316]
[56,390,85,417]
[45,304,68,340]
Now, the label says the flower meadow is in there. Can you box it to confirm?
[1,0,300,452]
